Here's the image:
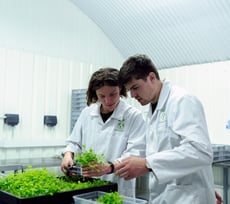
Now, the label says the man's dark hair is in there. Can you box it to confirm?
[119,54,160,85]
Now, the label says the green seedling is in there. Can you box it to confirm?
[75,145,105,171]
[0,166,109,198]
[97,192,123,204]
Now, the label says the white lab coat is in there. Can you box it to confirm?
[63,98,146,197]
[146,81,215,204]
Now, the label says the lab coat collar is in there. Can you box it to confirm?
[112,98,129,120]
[147,80,171,116]
[157,80,172,110]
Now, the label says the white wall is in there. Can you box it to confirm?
[0,0,123,66]
[159,61,230,145]
[0,0,123,160]
[1,56,230,159]
[1,0,229,161]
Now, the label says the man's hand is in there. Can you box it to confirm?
[115,157,149,180]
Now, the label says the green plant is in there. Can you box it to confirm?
[75,145,105,168]
[96,192,123,204]
[0,166,109,198]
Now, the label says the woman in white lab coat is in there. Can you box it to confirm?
[116,54,216,204]
[61,67,146,197]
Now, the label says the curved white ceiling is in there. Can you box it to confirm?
[71,0,230,68]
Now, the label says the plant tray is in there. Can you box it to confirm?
[73,191,148,204]
[0,178,117,204]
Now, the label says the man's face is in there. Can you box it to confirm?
[125,72,161,106]
[125,73,157,105]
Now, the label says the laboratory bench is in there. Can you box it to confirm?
[1,144,229,204]
[212,144,230,204]
[213,160,230,204]
[0,157,118,204]
[0,156,62,172]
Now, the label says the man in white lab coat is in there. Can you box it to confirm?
[116,54,216,204]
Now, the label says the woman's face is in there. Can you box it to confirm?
[96,85,120,113]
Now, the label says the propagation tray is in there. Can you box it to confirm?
[73,191,148,204]
[0,178,117,204]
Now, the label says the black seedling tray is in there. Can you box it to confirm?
[0,177,117,204]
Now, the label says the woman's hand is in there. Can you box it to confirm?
[81,162,112,177]
[61,152,74,174]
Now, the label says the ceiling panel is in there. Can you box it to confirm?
[71,0,230,68]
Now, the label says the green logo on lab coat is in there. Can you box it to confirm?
[116,119,125,131]
[160,112,166,122]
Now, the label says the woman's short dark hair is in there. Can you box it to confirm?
[86,67,127,105]
[119,54,160,85]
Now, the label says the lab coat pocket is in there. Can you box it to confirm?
[162,184,205,204]
[153,121,169,149]
[156,122,167,136]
